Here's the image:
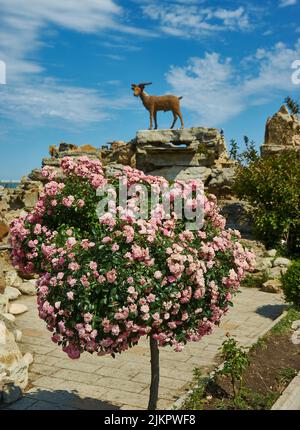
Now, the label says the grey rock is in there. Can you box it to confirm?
[1,313,16,323]
[18,280,36,296]
[136,127,225,146]
[221,201,253,238]
[1,383,23,404]
[292,320,300,330]
[0,321,30,390]
[4,286,22,301]
[207,167,236,197]
[254,257,273,272]
[147,166,212,182]
[262,279,282,293]
[8,304,28,315]
[267,266,288,279]
[267,249,277,257]
[0,295,9,314]
[5,270,19,288]
[273,257,291,268]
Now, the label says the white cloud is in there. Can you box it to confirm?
[142,2,251,38]
[0,0,149,125]
[279,0,297,7]
[0,78,134,125]
[166,40,300,125]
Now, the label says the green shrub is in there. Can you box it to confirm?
[234,150,300,254]
[281,260,300,309]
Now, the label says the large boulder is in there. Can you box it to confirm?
[135,127,229,173]
[0,319,32,396]
[207,167,236,197]
[261,105,300,157]
[147,166,212,182]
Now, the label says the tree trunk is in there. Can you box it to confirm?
[148,336,159,410]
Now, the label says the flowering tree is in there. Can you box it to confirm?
[10,156,254,409]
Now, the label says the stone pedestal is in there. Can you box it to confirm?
[134,128,235,196]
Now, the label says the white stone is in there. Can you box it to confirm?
[0,321,30,389]
[23,352,33,366]
[273,257,291,267]
[267,266,287,279]
[291,320,300,330]
[267,249,277,257]
[254,257,273,272]
[262,279,282,293]
[8,303,28,315]
[4,286,22,301]
[14,329,22,342]
[2,313,16,323]
[5,270,19,287]
[18,280,36,296]
[0,295,9,314]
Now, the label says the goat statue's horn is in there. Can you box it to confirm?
[139,82,152,87]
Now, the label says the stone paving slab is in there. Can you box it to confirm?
[272,371,300,410]
[3,288,285,410]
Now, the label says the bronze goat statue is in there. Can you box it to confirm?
[131,82,184,130]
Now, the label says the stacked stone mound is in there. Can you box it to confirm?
[261,105,300,157]
[29,141,136,183]
[0,180,43,245]
[135,127,236,197]
[0,249,34,405]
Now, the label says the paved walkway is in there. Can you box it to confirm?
[3,288,284,410]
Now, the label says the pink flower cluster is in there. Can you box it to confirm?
[10,156,255,360]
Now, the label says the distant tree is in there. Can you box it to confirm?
[229,139,239,161]
[285,96,300,115]
[241,136,259,165]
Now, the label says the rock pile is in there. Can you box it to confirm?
[261,105,300,157]
[0,250,35,405]
[241,239,291,294]
[27,129,236,198]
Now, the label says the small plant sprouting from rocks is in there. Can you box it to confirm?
[217,335,249,400]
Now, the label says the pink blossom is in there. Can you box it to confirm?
[89,261,97,271]
[67,291,74,300]
[84,313,93,323]
[141,304,149,313]
[106,269,117,283]
[111,325,120,336]
[112,243,120,252]
[154,271,162,279]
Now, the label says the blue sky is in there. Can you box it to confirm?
[0,0,300,179]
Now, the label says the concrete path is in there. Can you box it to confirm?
[3,288,285,410]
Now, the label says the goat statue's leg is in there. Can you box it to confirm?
[154,111,158,130]
[177,110,184,129]
[149,110,154,130]
[170,112,178,129]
